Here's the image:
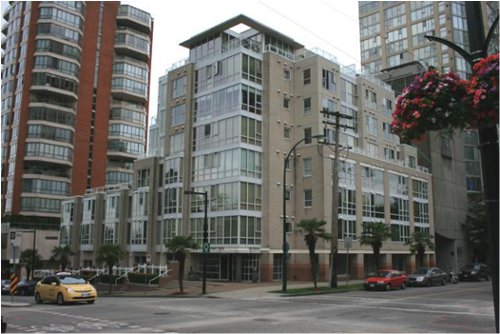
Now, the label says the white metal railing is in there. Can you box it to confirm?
[114,266,138,285]
[148,267,171,285]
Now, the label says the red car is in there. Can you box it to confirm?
[364,270,407,291]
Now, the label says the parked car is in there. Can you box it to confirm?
[459,263,490,281]
[364,270,407,291]
[35,273,97,305]
[1,280,11,295]
[15,279,38,296]
[407,267,448,287]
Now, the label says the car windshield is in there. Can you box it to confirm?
[59,276,87,284]
[376,271,392,278]
[414,268,430,274]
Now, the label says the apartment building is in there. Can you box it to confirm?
[1,1,152,270]
[358,1,498,270]
[61,15,434,282]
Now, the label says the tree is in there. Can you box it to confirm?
[462,195,489,262]
[167,236,198,294]
[96,244,125,293]
[50,245,74,272]
[359,222,392,271]
[19,249,42,280]
[296,219,332,289]
[406,231,435,267]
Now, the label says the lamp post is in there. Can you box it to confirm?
[282,134,324,292]
[184,190,208,294]
[425,6,499,330]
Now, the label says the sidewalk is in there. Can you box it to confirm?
[98,279,362,299]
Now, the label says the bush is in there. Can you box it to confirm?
[127,273,159,284]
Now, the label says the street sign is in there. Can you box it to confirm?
[345,237,352,249]
[9,246,20,264]
[9,231,22,247]
[202,242,210,253]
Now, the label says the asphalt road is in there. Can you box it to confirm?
[2,281,495,333]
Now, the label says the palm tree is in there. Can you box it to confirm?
[50,245,74,272]
[19,249,42,280]
[407,231,435,267]
[360,221,392,271]
[167,236,198,294]
[296,218,332,288]
[96,244,125,293]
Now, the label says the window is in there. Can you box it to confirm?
[172,76,186,98]
[365,89,377,109]
[322,69,336,91]
[383,122,393,141]
[391,223,410,242]
[414,201,429,224]
[390,197,409,221]
[283,97,290,109]
[366,115,378,136]
[137,169,149,187]
[303,97,311,114]
[304,189,312,207]
[363,193,385,218]
[283,69,291,80]
[284,127,291,139]
[366,143,378,158]
[171,104,185,126]
[441,137,452,159]
[412,179,428,199]
[303,158,312,177]
[303,69,311,85]
[389,173,408,196]
[339,188,356,215]
[338,219,357,240]
[304,128,312,144]
[384,147,395,160]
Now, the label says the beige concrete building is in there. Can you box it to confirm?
[62,15,435,282]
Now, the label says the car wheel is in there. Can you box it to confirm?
[400,282,406,290]
[385,283,391,291]
[485,275,489,281]
[20,289,25,296]
[35,292,42,304]
[427,279,432,287]
[87,300,95,304]
[56,293,64,305]
[442,278,447,286]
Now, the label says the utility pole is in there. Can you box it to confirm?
[321,108,353,288]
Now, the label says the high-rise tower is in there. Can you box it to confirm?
[1,2,153,228]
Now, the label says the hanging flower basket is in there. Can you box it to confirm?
[391,70,469,141]
[465,53,499,127]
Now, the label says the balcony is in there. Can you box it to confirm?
[114,30,150,61]
[111,76,148,103]
[117,5,152,34]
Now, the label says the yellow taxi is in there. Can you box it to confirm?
[34,272,97,305]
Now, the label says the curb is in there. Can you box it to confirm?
[1,302,31,307]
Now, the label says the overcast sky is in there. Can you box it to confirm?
[122,0,361,121]
[1,0,362,121]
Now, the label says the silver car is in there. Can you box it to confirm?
[407,267,448,287]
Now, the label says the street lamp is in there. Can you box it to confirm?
[184,189,208,294]
[282,134,325,292]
